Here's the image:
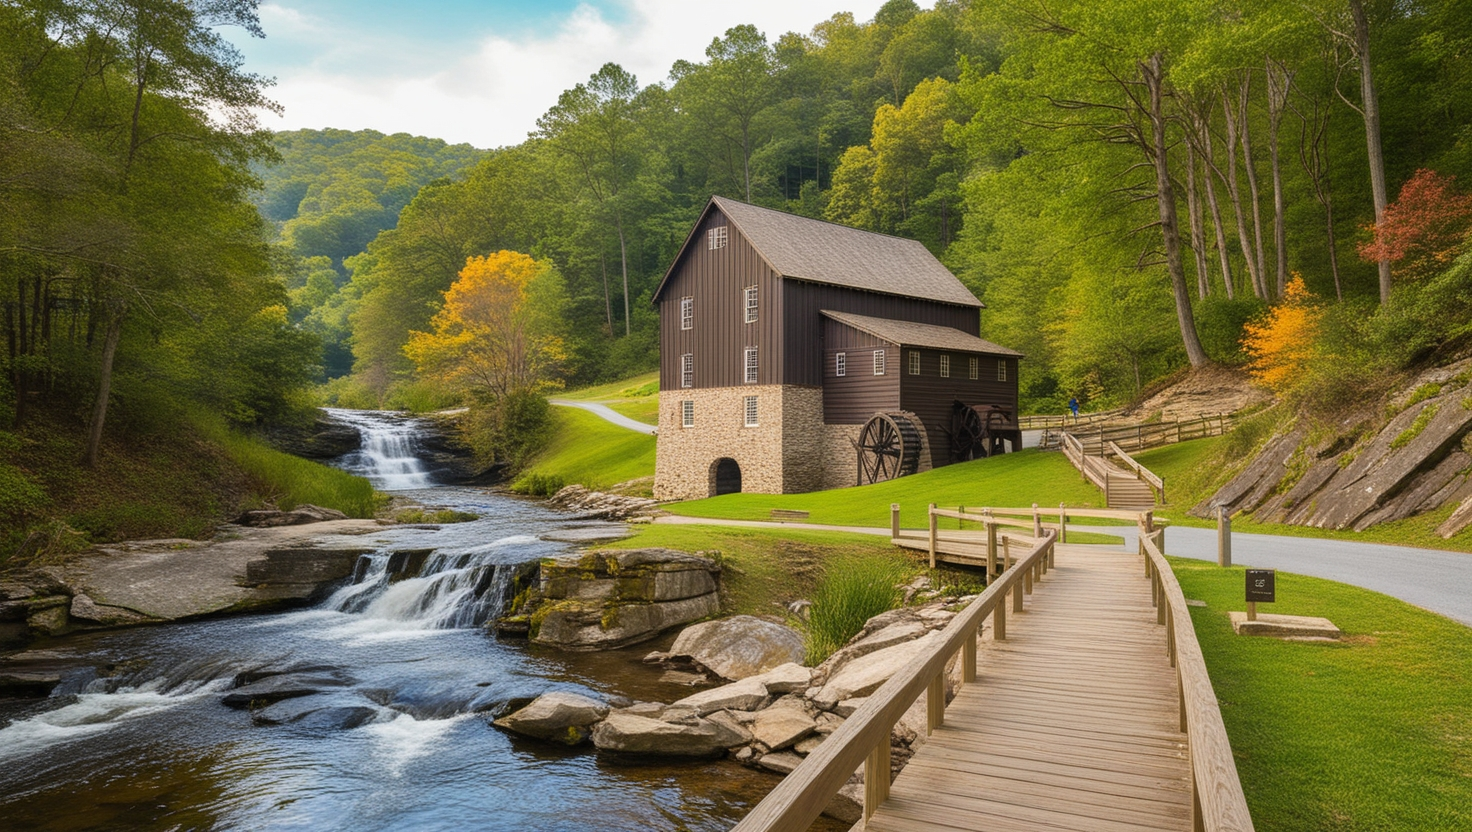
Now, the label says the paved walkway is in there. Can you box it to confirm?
[867,544,1192,832]
[653,515,1472,626]
[548,399,656,435]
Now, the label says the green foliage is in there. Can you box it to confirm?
[511,473,566,497]
[1172,560,1472,831]
[805,555,909,663]
[1195,295,1266,365]
[460,390,557,473]
[1391,404,1440,450]
[196,417,382,518]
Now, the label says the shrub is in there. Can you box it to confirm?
[511,473,565,497]
[1242,276,1323,392]
[805,555,910,664]
[461,390,556,472]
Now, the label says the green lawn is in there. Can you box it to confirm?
[557,371,659,402]
[1171,558,1472,831]
[667,448,1105,528]
[608,399,658,425]
[513,406,655,494]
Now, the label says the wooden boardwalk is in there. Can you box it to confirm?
[864,543,1193,832]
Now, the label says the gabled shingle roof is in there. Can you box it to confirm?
[821,310,1023,357]
[655,196,982,308]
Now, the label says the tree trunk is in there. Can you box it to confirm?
[1350,0,1391,302]
[1237,76,1269,297]
[615,215,631,337]
[1195,113,1237,299]
[1144,55,1209,368]
[85,299,125,468]
[1185,141,1212,299]
[599,254,613,331]
[1266,58,1291,297]
[1220,90,1264,298]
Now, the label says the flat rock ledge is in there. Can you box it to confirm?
[497,598,971,824]
[546,485,661,521]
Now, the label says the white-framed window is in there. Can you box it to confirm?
[680,296,693,330]
[744,286,758,323]
[681,353,693,388]
[969,356,979,380]
[707,226,727,250]
[744,347,758,384]
[681,400,694,428]
[836,352,847,377]
[873,350,886,375]
[940,354,950,378]
[909,351,921,375]
[744,395,758,427]
[997,360,1008,382]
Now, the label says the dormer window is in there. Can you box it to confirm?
[707,226,727,250]
[680,297,693,330]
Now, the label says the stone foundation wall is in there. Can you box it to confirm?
[656,386,824,501]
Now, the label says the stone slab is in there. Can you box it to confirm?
[1228,612,1342,638]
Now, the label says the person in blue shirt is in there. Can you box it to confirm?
[1068,397,1079,422]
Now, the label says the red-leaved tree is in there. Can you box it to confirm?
[1359,169,1472,282]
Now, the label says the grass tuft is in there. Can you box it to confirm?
[805,555,909,664]
[196,417,382,518]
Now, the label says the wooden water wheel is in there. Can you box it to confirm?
[948,401,1014,461]
[856,412,923,485]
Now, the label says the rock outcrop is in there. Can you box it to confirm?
[661,615,805,681]
[494,692,610,745]
[528,549,720,651]
[592,711,747,757]
[546,485,661,521]
[233,505,349,527]
[1196,362,1472,531]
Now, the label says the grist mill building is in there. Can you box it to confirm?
[653,196,1022,501]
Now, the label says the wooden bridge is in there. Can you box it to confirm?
[733,508,1253,832]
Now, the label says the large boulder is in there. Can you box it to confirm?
[592,711,747,757]
[493,692,610,746]
[667,615,805,680]
[530,549,721,651]
[809,631,940,710]
[669,678,769,716]
[749,705,817,751]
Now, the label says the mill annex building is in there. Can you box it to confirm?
[652,196,1022,501]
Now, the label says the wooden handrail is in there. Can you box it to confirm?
[1140,531,1255,832]
[731,531,1058,832]
[1108,440,1165,501]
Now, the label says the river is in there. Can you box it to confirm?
[0,411,813,831]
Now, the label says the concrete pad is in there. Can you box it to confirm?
[1228,612,1342,639]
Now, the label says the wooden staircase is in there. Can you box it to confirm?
[1057,432,1163,509]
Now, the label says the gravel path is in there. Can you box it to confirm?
[549,400,656,435]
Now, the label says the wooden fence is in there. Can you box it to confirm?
[1040,412,1235,453]
[1017,407,1125,430]
[1141,528,1256,832]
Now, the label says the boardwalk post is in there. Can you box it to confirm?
[1024,553,1033,595]
[1013,578,1025,613]
[1003,535,1012,573]
[1217,506,1232,567]
[987,519,999,576]
[927,673,945,734]
[1059,503,1068,543]
[994,596,1006,641]
[963,629,977,683]
[864,742,891,820]
[891,503,900,540]
[927,504,938,569]
[1032,502,1041,537]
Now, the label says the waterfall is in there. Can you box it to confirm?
[324,535,540,630]
[325,408,435,490]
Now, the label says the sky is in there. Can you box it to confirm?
[227,0,898,149]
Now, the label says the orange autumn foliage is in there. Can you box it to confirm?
[404,251,567,398]
[1242,275,1321,392]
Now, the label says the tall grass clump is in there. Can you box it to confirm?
[805,555,910,664]
[193,415,382,517]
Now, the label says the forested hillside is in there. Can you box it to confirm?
[294,0,1472,419]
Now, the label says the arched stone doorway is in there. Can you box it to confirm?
[711,458,742,496]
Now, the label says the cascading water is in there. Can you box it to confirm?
[326,407,435,490]
[0,413,831,832]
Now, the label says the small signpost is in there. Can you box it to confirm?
[1245,569,1275,621]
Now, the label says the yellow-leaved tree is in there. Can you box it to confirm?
[404,251,568,400]
[1241,274,1321,392]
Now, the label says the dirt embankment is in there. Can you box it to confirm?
[1123,364,1272,422]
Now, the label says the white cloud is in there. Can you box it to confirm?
[255,0,898,147]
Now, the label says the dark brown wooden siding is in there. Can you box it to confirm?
[659,210,784,390]
[783,281,979,387]
[820,319,900,424]
[898,350,1020,465]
